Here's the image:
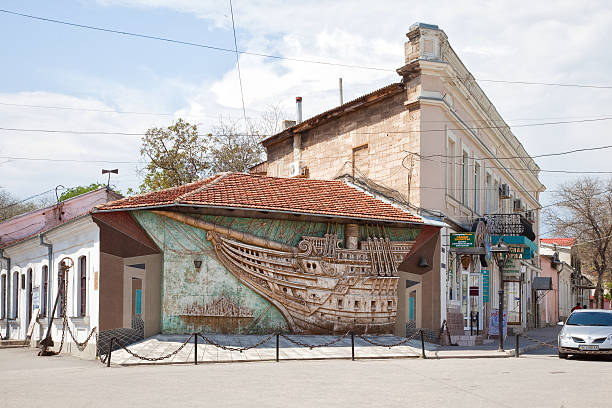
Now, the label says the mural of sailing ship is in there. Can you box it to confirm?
[153,211,416,334]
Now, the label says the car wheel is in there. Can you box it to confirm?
[558,352,568,359]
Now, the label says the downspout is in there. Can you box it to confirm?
[0,249,10,339]
[39,234,53,326]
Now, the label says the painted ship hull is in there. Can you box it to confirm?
[207,231,414,334]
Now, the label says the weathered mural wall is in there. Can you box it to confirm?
[133,210,420,335]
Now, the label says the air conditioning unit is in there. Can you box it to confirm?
[499,183,511,199]
[513,198,525,212]
[289,161,307,177]
[525,210,535,223]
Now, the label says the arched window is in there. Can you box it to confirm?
[41,266,48,317]
[0,274,6,319]
[78,256,87,317]
[12,271,19,319]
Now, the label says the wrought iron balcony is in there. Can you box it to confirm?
[483,213,535,241]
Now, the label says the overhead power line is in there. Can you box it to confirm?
[0,156,140,164]
[2,115,612,138]
[3,8,612,89]
[0,101,264,120]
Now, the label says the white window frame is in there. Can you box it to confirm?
[474,160,481,214]
[447,132,457,199]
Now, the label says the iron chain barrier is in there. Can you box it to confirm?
[357,329,421,348]
[101,329,429,366]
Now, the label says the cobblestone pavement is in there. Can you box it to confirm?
[2,346,611,408]
[106,334,430,365]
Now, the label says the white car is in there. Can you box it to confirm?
[558,309,612,359]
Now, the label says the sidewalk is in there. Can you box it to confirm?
[103,326,561,366]
[432,326,561,359]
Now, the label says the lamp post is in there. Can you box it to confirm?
[491,238,510,352]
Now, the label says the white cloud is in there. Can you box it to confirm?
[6,0,612,210]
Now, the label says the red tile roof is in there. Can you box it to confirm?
[96,173,423,224]
[541,238,576,247]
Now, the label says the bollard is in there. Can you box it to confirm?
[106,337,114,367]
[351,331,355,361]
[515,333,519,358]
[276,333,280,362]
[420,330,426,359]
[194,333,198,365]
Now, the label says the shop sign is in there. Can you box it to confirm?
[489,309,507,337]
[32,285,40,310]
[482,269,490,302]
[508,246,529,259]
[450,233,475,248]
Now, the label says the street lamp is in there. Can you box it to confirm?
[491,237,510,352]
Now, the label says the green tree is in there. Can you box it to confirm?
[59,183,106,202]
[138,107,284,192]
[139,119,209,192]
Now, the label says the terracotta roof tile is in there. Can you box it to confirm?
[541,238,576,247]
[97,173,422,224]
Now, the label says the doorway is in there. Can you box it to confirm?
[504,280,522,325]
[462,271,482,331]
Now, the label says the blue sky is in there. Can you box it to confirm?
[1,0,612,218]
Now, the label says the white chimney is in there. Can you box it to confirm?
[296,96,302,124]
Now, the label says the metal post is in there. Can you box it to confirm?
[420,330,426,359]
[351,331,355,361]
[106,337,114,367]
[470,312,473,336]
[498,264,505,352]
[194,333,198,365]
[515,333,519,358]
[476,312,479,336]
[275,333,280,362]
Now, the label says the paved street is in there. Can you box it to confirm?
[2,346,611,408]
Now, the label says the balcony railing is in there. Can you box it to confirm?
[483,214,535,241]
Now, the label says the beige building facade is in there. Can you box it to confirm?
[261,23,546,339]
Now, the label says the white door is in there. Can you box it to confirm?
[462,272,483,331]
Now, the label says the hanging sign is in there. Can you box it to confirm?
[482,269,490,303]
[450,233,475,248]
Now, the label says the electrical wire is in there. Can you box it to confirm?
[3,8,612,89]
[0,156,140,164]
[0,187,64,211]
[2,114,612,138]
[228,0,248,130]
[0,101,264,120]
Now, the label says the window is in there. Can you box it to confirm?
[493,181,500,214]
[12,271,19,319]
[485,173,492,213]
[78,256,87,317]
[461,151,469,205]
[474,162,481,214]
[447,138,456,198]
[41,266,48,317]
[0,274,5,319]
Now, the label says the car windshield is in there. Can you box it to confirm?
[566,312,612,326]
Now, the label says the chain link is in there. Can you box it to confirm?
[519,333,559,349]
[109,334,195,362]
[279,331,352,349]
[520,333,612,355]
[53,275,97,355]
[357,330,421,348]
[197,333,276,352]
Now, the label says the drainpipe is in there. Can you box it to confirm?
[39,234,53,326]
[0,249,10,339]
